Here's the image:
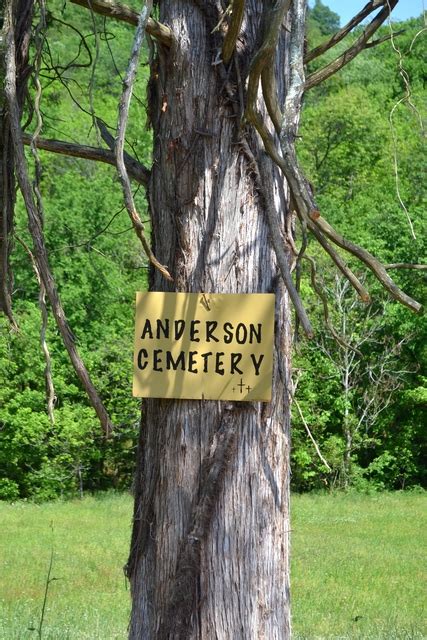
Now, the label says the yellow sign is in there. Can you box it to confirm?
[133,292,275,401]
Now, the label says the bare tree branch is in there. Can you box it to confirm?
[305,0,386,63]
[222,0,245,64]
[294,398,332,471]
[4,1,113,436]
[115,1,173,281]
[385,263,427,270]
[365,28,405,48]
[16,235,56,424]
[22,133,150,187]
[309,223,371,303]
[21,132,150,186]
[258,154,314,338]
[311,212,422,313]
[69,0,173,46]
[305,0,399,90]
[245,0,291,132]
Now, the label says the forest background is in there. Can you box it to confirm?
[0,0,425,501]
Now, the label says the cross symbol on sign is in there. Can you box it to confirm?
[237,379,245,394]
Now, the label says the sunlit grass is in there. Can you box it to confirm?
[291,491,427,639]
[0,493,132,639]
[0,491,425,639]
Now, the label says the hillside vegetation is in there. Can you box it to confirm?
[0,4,425,499]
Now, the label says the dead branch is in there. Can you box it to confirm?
[365,28,405,48]
[308,223,371,303]
[305,0,398,90]
[278,1,421,314]
[294,398,332,471]
[28,2,56,425]
[17,235,56,423]
[385,263,427,270]
[21,132,150,186]
[69,0,173,46]
[115,1,173,282]
[4,0,113,435]
[222,0,245,64]
[246,1,372,316]
[258,154,314,338]
[245,0,291,132]
[245,0,420,316]
[305,0,386,63]
[311,213,422,313]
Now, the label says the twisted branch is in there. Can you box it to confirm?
[305,0,386,63]
[4,0,113,435]
[115,1,173,281]
[222,0,245,64]
[21,133,150,186]
[69,0,173,46]
[246,0,421,315]
[305,0,399,90]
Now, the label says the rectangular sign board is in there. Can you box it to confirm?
[133,292,275,401]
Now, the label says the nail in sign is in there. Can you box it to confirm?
[133,292,275,401]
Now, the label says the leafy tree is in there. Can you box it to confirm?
[308,0,340,36]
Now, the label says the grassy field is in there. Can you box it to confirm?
[291,492,426,639]
[0,492,425,639]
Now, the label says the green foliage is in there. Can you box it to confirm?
[292,14,426,492]
[1,5,425,499]
[307,0,340,37]
[0,1,151,500]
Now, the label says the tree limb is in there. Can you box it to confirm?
[258,154,314,338]
[385,263,427,271]
[69,0,173,46]
[364,28,405,48]
[4,1,113,436]
[115,1,173,281]
[275,1,420,314]
[309,222,371,303]
[305,0,399,90]
[310,212,422,313]
[222,0,245,64]
[294,398,332,471]
[21,132,150,186]
[305,0,386,63]
[16,235,56,424]
[245,0,291,131]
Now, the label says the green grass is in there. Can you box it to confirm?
[0,493,132,639]
[291,492,427,639]
[0,492,425,639]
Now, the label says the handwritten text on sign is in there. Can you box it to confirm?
[132,292,275,401]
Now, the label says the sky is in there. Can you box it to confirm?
[308,0,425,25]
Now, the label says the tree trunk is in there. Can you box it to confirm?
[127,2,293,638]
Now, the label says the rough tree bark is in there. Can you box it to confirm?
[126,2,293,638]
